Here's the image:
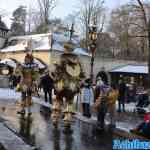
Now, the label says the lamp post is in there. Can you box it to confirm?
[65,23,75,41]
[48,32,53,64]
[69,23,75,41]
[88,24,97,84]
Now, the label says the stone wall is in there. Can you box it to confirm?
[0,75,9,88]
[0,37,5,49]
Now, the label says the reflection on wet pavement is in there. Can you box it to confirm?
[0,143,6,150]
[0,100,112,150]
[19,115,36,147]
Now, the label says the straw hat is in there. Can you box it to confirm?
[63,41,75,53]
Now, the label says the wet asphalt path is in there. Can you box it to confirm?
[0,100,113,150]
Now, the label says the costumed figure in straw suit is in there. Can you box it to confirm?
[16,51,39,116]
[51,41,84,130]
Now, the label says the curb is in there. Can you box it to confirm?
[0,120,36,150]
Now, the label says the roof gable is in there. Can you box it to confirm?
[110,64,148,74]
[0,33,90,56]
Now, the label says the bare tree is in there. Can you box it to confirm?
[108,2,150,60]
[0,9,9,17]
[37,0,57,25]
[108,4,142,59]
[78,0,105,49]
[26,6,42,34]
[11,6,27,36]
[26,6,33,33]
[136,0,150,74]
[130,0,150,73]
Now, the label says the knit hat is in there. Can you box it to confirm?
[144,113,150,122]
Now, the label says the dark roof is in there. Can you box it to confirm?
[0,20,8,31]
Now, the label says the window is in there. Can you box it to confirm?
[8,39,18,46]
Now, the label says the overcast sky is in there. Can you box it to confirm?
[0,0,129,27]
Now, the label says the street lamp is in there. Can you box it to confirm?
[65,23,75,41]
[48,32,54,65]
[88,24,97,84]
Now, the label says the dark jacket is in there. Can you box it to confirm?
[40,74,54,91]
[96,71,108,84]
[118,82,126,98]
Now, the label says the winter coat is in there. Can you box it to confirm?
[118,82,126,100]
[81,87,94,105]
[108,89,119,111]
[94,84,110,112]
[41,74,54,91]
[96,71,108,84]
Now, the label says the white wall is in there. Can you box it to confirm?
[0,37,5,49]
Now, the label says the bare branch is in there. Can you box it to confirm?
[37,0,57,24]
[129,35,148,38]
[130,22,147,30]
[137,0,148,28]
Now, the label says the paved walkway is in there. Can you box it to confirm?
[0,122,33,150]
[0,88,147,143]
[0,88,143,131]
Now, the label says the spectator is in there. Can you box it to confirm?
[127,77,136,103]
[136,82,148,108]
[95,80,110,130]
[40,71,54,104]
[81,78,94,118]
[9,73,15,89]
[136,81,144,94]
[118,78,126,112]
[96,67,108,85]
[94,77,104,102]
[108,84,119,128]
[14,64,22,85]
[130,113,150,138]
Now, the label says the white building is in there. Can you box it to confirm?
[0,17,9,49]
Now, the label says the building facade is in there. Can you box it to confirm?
[0,33,90,69]
[0,17,9,49]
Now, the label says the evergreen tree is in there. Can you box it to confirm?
[11,6,27,36]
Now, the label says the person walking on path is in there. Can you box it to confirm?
[40,71,54,104]
[96,67,108,85]
[81,79,94,118]
[94,79,110,130]
[16,52,39,115]
[127,77,137,103]
[118,78,126,112]
[108,84,119,128]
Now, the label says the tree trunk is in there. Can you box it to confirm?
[148,29,150,75]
